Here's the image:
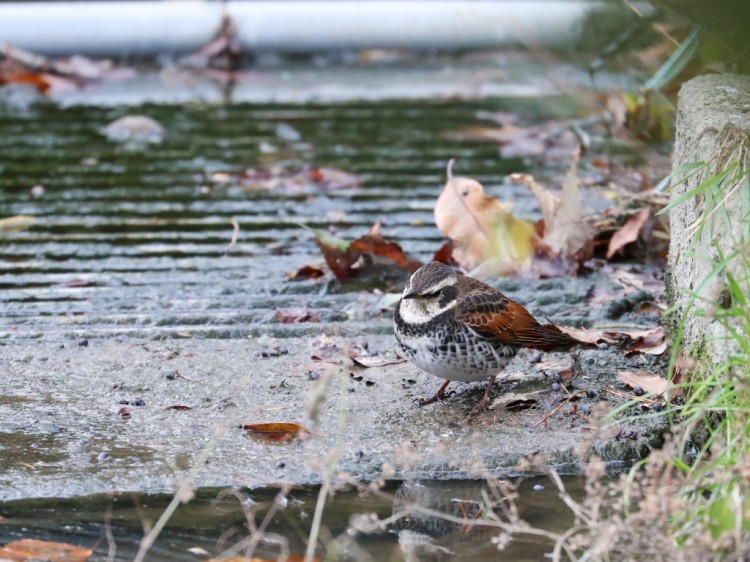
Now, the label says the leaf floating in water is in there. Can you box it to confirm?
[0,539,93,562]
[243,422,322,443]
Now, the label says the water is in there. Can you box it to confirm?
[0,477,584,561]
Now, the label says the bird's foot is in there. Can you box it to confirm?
[466,376,497,417]
[416,380,454,407]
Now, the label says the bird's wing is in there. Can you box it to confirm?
[455,277,577,350]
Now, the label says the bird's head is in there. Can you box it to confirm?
[399,262,460,323]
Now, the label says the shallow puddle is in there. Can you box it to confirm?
[0,477,583,561]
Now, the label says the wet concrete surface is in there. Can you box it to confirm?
[0,81,669,501]
[1,329,667,500]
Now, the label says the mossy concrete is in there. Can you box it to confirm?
[667,73,750,362]
[0,336,666,500]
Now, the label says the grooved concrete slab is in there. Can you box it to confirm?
[1,336,665,500]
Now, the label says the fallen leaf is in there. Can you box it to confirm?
[61,278,96,288]
[117,407,131,418]
[622,327,666,356]
[434,160,534,271]
[103,115,164,144]
[351,355,407,368]
[0,539,92,562]
[274,308,320,324]
[432,240,456,265]
[313,220,420,281]
[0,215,35,232]
[533,356,573,373]
[490,390,545,411]
[287,265,325,281]
[617,370,677,397]
[511,153,594,263]
[606,207,651,259]
[243,422,322,443]
[165,405,192,410]
[308,167,360,189]
[551,326,619,346]
[209,554,320,562]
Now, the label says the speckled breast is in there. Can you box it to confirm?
[394,310,517,382]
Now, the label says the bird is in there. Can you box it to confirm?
[394,261,584,413]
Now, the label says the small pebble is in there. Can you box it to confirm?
[581,404,592,415]
[132,398,145,406]
[586,390,599,399]
[633,386,645,396]
[279,348,289,355]
[652,402,664,412]
[165,371,176,380]
[530,352,542,364]
[97,452,109,462]
[261,351,269,358]
[586,357,596,365]
[78,339,89,347]
[597,342,609,351]
[353,448,364,460]
[269,351,280,357]
[551,382,561,392]
[533,484,544,491]
[276,460,286,469]
[307,370,320,381]
[552,371,562,383]
[118,400,130,405]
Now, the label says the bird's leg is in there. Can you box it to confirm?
[468,375,497,416]
[417,380,452,407]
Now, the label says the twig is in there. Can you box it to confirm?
[104,497,116,562]
[535,390,587,427]
[224,219,240,256]
[602,386,661,405]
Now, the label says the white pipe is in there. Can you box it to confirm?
[0,1,604,56]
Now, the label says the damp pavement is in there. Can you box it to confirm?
[0,64,669,501]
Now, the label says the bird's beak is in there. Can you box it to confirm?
[402,290,420,300]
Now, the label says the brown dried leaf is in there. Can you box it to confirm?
[243,422,322,443]
[287,265,325,281]
[0,215,35,232]
[308,167,360,189]
[0,539,92,562]
[511,154,594,262]
[551,326,619,346]
[490,390,545,411]
[622,327,666,356]
[434,160,534,271]
[165,405,192,410]
[314,220,419,280]
[350,355,407,368]
[617,370,678,397]
[209,556,316,562]
[606,207,651,259]
[274,308,320,324]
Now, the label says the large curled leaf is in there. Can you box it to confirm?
[434,160,534,272]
